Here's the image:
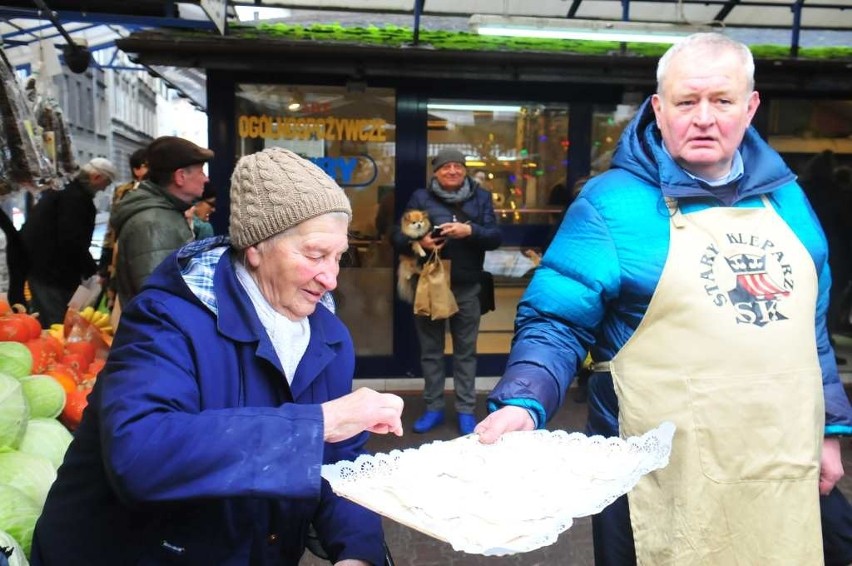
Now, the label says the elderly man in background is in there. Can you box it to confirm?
[21,157,116,326]
[111,135,213,308]
[32,147,404,566]
[391,148,501,435]
[479,33,852,565]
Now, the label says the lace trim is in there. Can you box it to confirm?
[322,421,675,556]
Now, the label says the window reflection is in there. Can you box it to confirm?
[591,103,639,177]
[427,99,569,354]
[427,100,569,226]
[235,84,396,355]
[767,99,852,175]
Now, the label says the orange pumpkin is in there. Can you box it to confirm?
[60,353,89,381]
[42,334,64,359]
[0,299,11,316]
[45,370,77,394]
[87,358,106,377]
[64,340,96,367]
[13,313,43,341]
[25,338,53,373]
[60,387,92,431]
[0,315,31,342]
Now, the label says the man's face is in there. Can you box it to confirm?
[434,161,467,191]
[651,47,759,180]
[90,172,112,192]
[246,214,349,321]
[171,164,209,203]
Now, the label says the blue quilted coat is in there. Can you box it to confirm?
[32,238,385,566]
[488,99,852,438]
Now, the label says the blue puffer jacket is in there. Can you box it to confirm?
[32,237,385,566]
[489,99,852,438]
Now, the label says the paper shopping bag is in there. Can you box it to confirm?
[414,250,458,320]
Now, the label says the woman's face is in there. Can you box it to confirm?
[246,213,349,321]
[194,198,216,222]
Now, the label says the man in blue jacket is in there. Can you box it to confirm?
[32,147,404,566]
[392,149,501,435]
[478,33,852,565]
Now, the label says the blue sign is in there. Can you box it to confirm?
[309,155,378,189]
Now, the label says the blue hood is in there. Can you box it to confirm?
[610,98,796,204]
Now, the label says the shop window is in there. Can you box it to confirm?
[591,103,639,178]
[426,99,569,354]
[766,99,852,174]
[427,100,569,225]
[235,84,396,356]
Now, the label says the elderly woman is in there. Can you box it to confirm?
[32,148,404,566]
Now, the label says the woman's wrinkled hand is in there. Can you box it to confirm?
[322,388,404,443]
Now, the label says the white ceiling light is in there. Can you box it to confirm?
[235,6,292,22]
[470,14,711,45]
[428,103,522,113]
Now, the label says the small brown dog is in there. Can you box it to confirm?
[397,209,432,303]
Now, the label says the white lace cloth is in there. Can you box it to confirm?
[322,421,675,556]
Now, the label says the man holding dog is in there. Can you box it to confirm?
[392,149,501,435]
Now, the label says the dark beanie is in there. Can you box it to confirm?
[431,149,466,172]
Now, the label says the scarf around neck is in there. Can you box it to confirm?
[430,176,472,203]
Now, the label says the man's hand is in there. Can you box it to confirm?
[820,437,845,495]
[334,560,369,566]
[420,231,445,252]
[436,221,472,239]
[474,406,535,445]
[321,388,404,443]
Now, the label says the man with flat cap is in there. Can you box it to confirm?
[391,148,501,435]
[112,136,213,308]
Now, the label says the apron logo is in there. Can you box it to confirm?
[699,234,793,327]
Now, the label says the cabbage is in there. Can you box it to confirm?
[0,485,38,559]
[0,450,56,507]
[0,343,32,379]
[18,418,73,470]
[0,528,28,566]
[19,376,65,419]
[0,374,28,449]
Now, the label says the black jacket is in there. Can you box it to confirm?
[391,179,502,285]
[21,178,98,290]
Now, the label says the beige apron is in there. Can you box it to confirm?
[610,196,824,565]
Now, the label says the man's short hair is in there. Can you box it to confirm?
[656,32,755,94]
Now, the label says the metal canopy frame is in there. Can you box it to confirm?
[1,0,849,104]
[0,1,219,108]
[235,0,851,56]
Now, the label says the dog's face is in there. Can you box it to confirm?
[400,209,432,239]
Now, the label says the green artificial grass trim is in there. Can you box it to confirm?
[225,22,852,60]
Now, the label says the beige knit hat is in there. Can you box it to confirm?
[229,147,352,249]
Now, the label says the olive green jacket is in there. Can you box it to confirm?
[112,180,193,306]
